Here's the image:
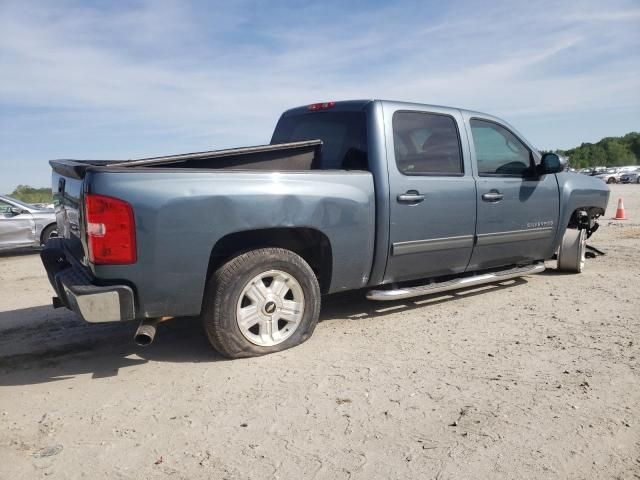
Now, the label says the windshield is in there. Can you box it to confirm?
[2,196,35,210]
[271,111,368,170]
[2,196,52,210]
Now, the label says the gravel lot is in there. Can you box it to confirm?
[1,184,639,480]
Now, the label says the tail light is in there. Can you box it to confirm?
[85,193,136,264]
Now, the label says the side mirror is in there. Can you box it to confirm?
[9,207,25,215]
[538,153,563,175]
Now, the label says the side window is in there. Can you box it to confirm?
[392,111,463,175]
[470,119,532,176]
[0,201,12,215]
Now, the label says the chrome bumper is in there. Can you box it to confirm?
[41,239,135,323]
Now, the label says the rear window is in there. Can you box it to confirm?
[271,111,368,170]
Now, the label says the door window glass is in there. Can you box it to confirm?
[470,119,532,176]
[392,112,463,175]
[0,201,12,215]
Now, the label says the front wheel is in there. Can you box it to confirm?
[606,177,616,184]
[41,224,58,245]
[201,248,321,358]
[557,228,586,273]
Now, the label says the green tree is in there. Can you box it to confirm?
[605,140,634,166]
[8,185,53,204]
[560,132,639,168]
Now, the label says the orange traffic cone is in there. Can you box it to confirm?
[613,197,627,220]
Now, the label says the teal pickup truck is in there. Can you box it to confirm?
[42,100,609,358]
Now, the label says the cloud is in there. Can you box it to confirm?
[0,0,639,190]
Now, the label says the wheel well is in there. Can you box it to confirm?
[206,228,333,293]
[567,207,605,240]
[40,223,57,244]
[567,206,604,228]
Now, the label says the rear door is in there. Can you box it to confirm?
[464,115,560,270]
[383,105,476,283]
[0,199,35,249]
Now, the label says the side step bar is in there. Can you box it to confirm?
[366,263,545,301]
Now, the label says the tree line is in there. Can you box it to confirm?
[554,132,640,169]
[7,185,53,204]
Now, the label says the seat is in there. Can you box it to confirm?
[420,132,460,173]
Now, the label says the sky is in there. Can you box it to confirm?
[1,0,639,193]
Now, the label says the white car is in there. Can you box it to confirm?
[0,195,58,251]
[595,168,623,184]
[620,168,640,184]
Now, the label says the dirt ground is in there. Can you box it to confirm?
[1,184,638,480]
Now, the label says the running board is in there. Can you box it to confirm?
[366,263,545,301]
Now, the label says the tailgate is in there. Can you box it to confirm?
[52,169,85,261]
[50,159,117,262]
[50,160,126,258]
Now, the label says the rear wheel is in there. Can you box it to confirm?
[606,177,616,184]
[202,248,321,358]
[557,228,586,273]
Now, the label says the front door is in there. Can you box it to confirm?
[0,200,35,249]
[465,116,560,271]
[384,107,476,283]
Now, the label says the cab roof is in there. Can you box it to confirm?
[281,99,491,118]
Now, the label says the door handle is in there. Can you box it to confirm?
[482,191,504,202]
[397,191,425,203]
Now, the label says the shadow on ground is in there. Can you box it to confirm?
[0,278,528,386]
[0,247,41,258]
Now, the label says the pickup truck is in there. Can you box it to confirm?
[42,100,610,358]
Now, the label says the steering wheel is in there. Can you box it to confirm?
[495,161,528,175]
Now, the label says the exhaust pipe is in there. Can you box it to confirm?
[134,318,159,346]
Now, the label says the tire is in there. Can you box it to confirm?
[41,224,58,245]
[201,248,321,358]
[557,228,586,273]
[606,177,615,184]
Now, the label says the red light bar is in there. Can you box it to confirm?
[307,101,336,111]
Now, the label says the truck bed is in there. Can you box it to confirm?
[49,140,324,178]
[50,146,376,320]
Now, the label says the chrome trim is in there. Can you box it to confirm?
[476,227,554,246]
[367,263,545,301]
[392,235,474,256]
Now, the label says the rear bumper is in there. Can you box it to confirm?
[41,239,135,323]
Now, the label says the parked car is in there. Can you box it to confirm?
[595,167,623,184]
[620,168,640,183]
[0,195,58,251]
[41,100,610,358]
[578,167,606,176]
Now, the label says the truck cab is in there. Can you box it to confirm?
[272,101,578,285]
